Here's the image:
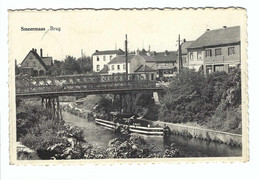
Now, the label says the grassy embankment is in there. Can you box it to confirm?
[16,99,181,160]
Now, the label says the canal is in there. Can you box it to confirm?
[63,111,242,157]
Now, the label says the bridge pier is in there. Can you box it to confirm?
[112,93,136,114]
[41,96,63,121]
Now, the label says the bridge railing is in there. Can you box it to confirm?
[15,74,157,95]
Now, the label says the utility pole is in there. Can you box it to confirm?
[178,34,183,73]
[125,34,128,83]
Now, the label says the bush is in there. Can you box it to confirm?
[159,68,242,133]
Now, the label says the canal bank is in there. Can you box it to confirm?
[62,111,242,157]
[61,102,242,147]
[139,119,242,147]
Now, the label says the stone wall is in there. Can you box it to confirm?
[141,119,242,146]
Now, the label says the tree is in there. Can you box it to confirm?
[46,60,64,76]
[77,56,93,73]
[62,56,81,75]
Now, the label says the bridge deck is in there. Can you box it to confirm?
[15,74,164,97]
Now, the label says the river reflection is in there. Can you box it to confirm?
[63,111,242,157]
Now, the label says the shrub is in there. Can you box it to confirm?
[159,68,242,133]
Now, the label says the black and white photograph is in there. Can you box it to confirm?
[8,8,248,164]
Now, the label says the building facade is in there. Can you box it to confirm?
[19,48,52,76]
[92,49,124,72]
[187,26,241,74]
[153,50,177,79]
[179,40,194,68]
[106,54,157,81]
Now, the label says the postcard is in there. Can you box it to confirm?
[8,8,248,165]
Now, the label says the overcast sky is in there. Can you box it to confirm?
[9,9,246,64]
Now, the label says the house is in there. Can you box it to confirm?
[187,26,240,74]
[153,50,178,79]
[178,40,194,68]
[19,48,53,76]
[106,53,157,81]
[92,49,124,72]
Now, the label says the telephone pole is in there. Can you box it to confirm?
[178,34,183,73]
[125,34,128,83]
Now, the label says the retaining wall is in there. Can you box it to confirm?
[141,119,242,146]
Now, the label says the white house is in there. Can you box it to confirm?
[107,54,157,81]
[92,49,124,72]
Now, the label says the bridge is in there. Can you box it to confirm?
[15,73,163,97]
[16,74,164,120]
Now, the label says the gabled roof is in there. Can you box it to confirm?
[141,55,156,62]
[93,49,125,56]
[181,41,194,54]
[153,51,177,62]
[108,54,135,64]
[42,57,53,66]
[108,54,156,65]
[188,26,240,49]
[99,65,109,74]
[134,65,156,72]
[21,50,48,70]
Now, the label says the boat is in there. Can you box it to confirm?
[95,112,169,136]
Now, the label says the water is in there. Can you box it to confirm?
[63,111,242,157]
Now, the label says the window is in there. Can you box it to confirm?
[197,51,202,60]
[215,48,222,56]
[206,49,212,57]
[190,52,194,60]
[110,55,113,60]
[117,65,120,70]
[97,56,99,61]
[123,64,126,70]
[214,65,224,72]
[151,74,154,80]
[103,55,106,61]
[97,65,100,71]
[228,47,235,56]
[112,65,114,70]
[206,65,213,75]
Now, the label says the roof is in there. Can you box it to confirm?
[134,65,156,72]
[21,50,48,70]
[108,54,156,65]
[99,65,109,74]
[153,51,178,62]
[141,55,156,62]
[93,49,125,56]
[108,54,135,64]
[42,57,53,66]
[157,64,176,70]
[188,26,240,49]
[181,41,194,54]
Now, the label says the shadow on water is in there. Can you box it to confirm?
[63,111,242,157]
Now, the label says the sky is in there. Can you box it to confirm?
[9,8,246,64]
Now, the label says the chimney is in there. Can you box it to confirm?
[35,49,37,53]
[148,45,150,52]
[183,39,186,43]
[40,48,43,57]
[96,50,98,52]
[32,48,34,51]
[136,49,140,55]
[223,26,227,29]
[206,29,210,31]
[165,50,168,56]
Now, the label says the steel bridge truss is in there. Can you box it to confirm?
[16,73,158,97]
